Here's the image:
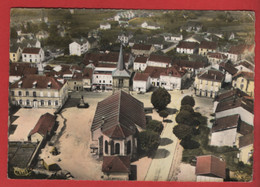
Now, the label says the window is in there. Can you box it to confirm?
[29,55,32,57]
[26,91,29,96]
[13,54,15,57]
[240,84,244,90]
[96,75,98,78]
[11,91,14,96]
[115,143,120,155]
[103,80,105,83]
[24,54,27,57]
[110,80,112,83]
[40,100,44,106]
[33,91,36,97]
[241,78,244,83]
[26,99,30,105]
[127,140,131,155]
[19,99,23,105]
[105,141,108,154]
[119,79,123,87]
[55,100,58,106]
[18,91,22,96]
[48,100,51,106]
[99,80,101,83]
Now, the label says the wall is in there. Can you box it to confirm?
[133,62,147,71]
[239,144,253,164]
[210,128,237,147]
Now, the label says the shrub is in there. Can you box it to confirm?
[137,130,160,156]
[181,95,195,107]
[151,87,171,111]
[180,138,200,149]
[175,110,194,126]
[146,120,163,134]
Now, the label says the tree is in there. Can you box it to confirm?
[151,87,171,111]
[180,138,200,149]
[175,110,194,126]
[159,110,169,121]
[138,130,160,156]
[146,120,164,134]
[173,124,192,140]
[181,95,195,107]
[180,105,194,113]
[10,27,18,39]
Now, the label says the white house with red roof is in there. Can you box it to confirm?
[133,72,151,92]
[147,55,172,68]
[133,56,148,71]
[22,47,44,63]
[28,113,56,143]
[235,60,254,73]
[9,75,68,109]
[176,41,199,54]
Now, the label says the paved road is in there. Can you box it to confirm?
[144,92,187,181]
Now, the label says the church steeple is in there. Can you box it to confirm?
[117,44,125,71]
[112,45,131,93]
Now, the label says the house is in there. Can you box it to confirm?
[92,67,115,90]
[232,71,254,97]
[117,31,133,44]
[219,61,238,83]
[235,60,254,73]
[128,34,148,47]
[215,97,254,126]
[9,63,38,83]
[172,59,206,78]
[227,44,254,62]
[163,33,183,42]
[36,31,49,40]
[133,72,151,93]
[207,52,228,65]
[100,23,111,30]
[143,67,164,87]
[90,90,146,159]
[176,41,199,54]
[210,114,253,147]
[10,45,22,62]
[185,34,205,44]
[22,48,45,63]
[131,44,155,57]
[102,156,131,180]
[133,56,148,71]
[195,155,226,182]
[159,66,188,90]
[141,21,161,30]
[9,75,68,109]
[69,37,97,56]
[180,21,203,33]
[213,88,251,113]
[198,41,217,56]
[28,113,56,144]
[194,69,225,98]
[147,55,172,68]
[82,68,93,91]
[238,132,254,164]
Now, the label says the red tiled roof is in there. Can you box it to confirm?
[214,88,249,102]
[160,66,187,78]
[132,44,152,51]
[228,44,253,55]
[236,61,254,71]
[134,56,148,64]
[239,132,254,148]
[22,48,41,54]
[28,113,56,137]
[97,63,117,68]
[198,69,224,82]
[143,66,165,78]
[199,41,217,50]
[207,52,227,59]
[212,114,239,132]
[133,72,150,81]
[10,63,38,76]
[232,71,254,81]
[102,156,130,173]
[82,68,93,79]
[238,121,254,136]
[172,59,206,69]
[215,97,254,114]
[196,155,226,179]
[91,91,146,139]
[148,55,172,64]
[177,41,198,49]
[10,75,64,90]
[219,62,238,75]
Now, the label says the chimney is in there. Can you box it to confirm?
[18,81,22,88]
[33,81,37,88]
[47,81,52,88]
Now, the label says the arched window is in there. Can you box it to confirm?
[115,143,120,155]
[127,140,131,155]
[105,140,108,154]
